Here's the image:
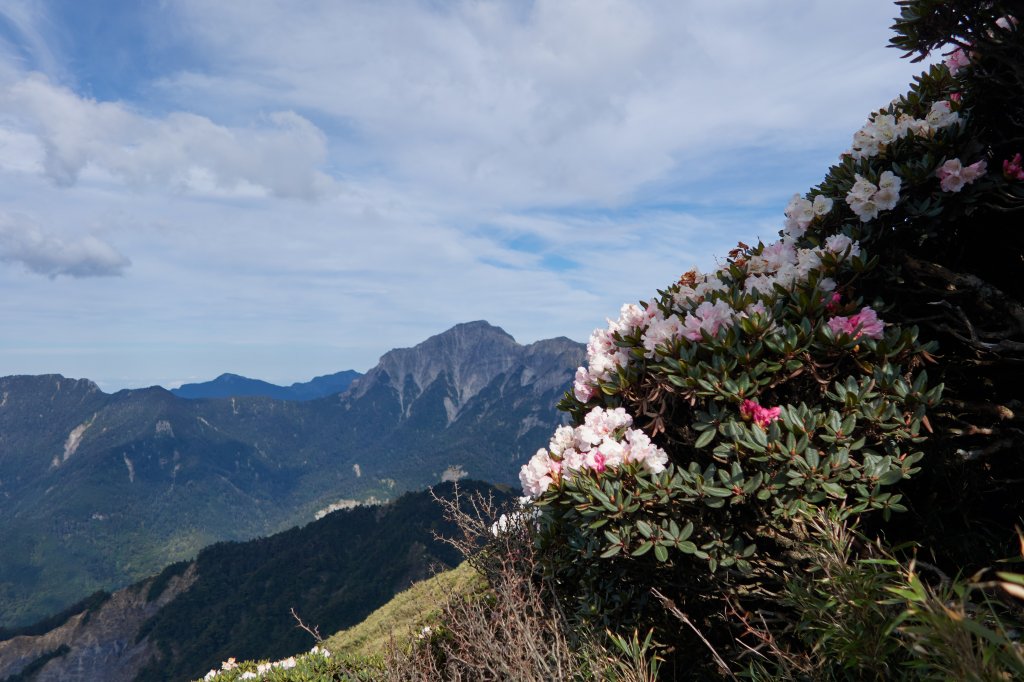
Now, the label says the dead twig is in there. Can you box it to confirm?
[290,606,323,643]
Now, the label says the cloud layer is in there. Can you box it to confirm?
[0,1,938,388]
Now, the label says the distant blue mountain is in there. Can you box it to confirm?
[171,370,362,400]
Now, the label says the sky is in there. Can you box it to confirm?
[0,0,936,391]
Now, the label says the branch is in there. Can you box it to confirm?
[902,254,1024,334]
[290,607,323,643]
[652,588,738,681]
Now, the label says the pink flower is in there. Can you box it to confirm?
[585,450,606,473]
[519,449,560,498]
[825,292,842,313]
[936,158,987,192]
[827,306,885,341]
[949,92,962,103]
[945,47,971,75]
[740,399,782,428]
[682,300,735,341]
[1003,153,1024,181]
[573,366,595,402]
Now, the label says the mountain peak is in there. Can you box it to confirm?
[350,321,542,417]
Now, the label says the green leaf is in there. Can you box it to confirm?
[679,520,693,541]
[694,428,716,449]
[878,470,904,485]
[631,541,653,557]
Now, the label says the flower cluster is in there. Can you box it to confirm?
[739,399,782,428]
[783,193,834,239]
[573,222,865,410]
[519,407,668,498]
[848,101,960,160]
[200,646,330,681]
[936,158,987,192]
[573,303,657,401]
[846,170,902,221]
[944,47,972,75]
[826,306,885,340]
[1004,153,1024,181]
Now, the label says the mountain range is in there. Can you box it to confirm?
[170,371,362,401]
[0,483,500,682]
[0,321,583,628]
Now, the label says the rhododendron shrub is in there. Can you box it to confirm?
[522,0,1023,665]
[526,233,941,629]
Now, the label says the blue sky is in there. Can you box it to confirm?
[0,1,935,390]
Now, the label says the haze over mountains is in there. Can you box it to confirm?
[0,321,583,628]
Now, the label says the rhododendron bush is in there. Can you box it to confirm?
[517,0,1024,670]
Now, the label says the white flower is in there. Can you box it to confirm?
[812,194,833,216]
[573,366,595,402]
[583,406,632,436]
[784,194,815,234]
[871,114,898,143]
[851,127,881,159]
[240,673,257,680]
[615,302,655,332]
[548,425,575,456]
[996,15,1018,31]
[874,170,902,210]
[896,113,924,137]
[622,429,669,474]
[560,447,585,471]
[925,100,959,129]
[824,234,861,258]
[848,175,877,202]
[682,300,735,341]
[846,171,901,221]
[641,313,684,358]
[519,449,558,498]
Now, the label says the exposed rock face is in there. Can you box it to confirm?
[351,321,581,421]
[0,565,196,682]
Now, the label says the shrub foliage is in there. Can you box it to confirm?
[517,0,1024,676]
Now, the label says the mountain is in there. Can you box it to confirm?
[170,370,362,401]
[0,483,499,682]
[0,321,583,628]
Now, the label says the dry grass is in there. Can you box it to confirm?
[324,561,485,659]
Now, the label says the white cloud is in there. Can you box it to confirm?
[0,212,130,278]
[162,0,926,207]
[0,0,944,389]
[1,74,334,199]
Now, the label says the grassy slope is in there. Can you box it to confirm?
[189,562,487,681]
[324,561,485,658]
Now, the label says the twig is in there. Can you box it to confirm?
[290,606,323,643]
[651,588,738,681]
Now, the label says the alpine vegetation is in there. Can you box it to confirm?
[192,2,1023,679]
[515,1,1024,677]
